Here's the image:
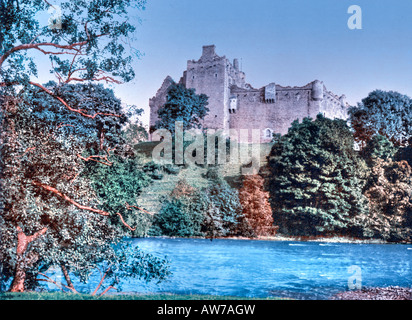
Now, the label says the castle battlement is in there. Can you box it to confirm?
[150,45,348,142]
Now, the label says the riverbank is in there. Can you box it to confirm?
[2,287,411,300]
[225,235,390,244]
[0,292,285,300]
[147,234,397,244]
[332,286,412,300]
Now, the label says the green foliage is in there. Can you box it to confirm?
[267,114,369,237]
[150,179,205,237]
[362,135,398,165]
[122,109,149,147]
[82,155,152,233]
[201,169,249,238]
[394,142,412,167]
[0,0,172,294]
[154,83,209,133]
[86,241,171,294]
[0,83,169,292]
[149,172,250,239]
[150,197,205,238]
[1,0,146,95]
[349,90,412,147]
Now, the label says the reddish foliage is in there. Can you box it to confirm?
[239,175,277,237]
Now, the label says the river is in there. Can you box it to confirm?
[84,238,412,300]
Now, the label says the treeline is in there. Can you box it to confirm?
[148,170,276,239]
[268,114,411,242]
[151,88,411,243]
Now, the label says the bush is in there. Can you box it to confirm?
[150,180,205,237]
[201,172,251,238]
[150,197,205,238]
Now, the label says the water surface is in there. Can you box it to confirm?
[89,238,412,300]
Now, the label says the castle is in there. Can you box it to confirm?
[150,45,349,142]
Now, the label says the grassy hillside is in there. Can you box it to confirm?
[134,141,274,214]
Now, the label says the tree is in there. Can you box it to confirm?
[1,0,144,93]
[150,180,205,238]
[357,158,412,242]
[0,83,168,293]
[0,0,171,293]
[267,115,369,237]
[154,83,209,133]
[239,175,277,237]
[394,137,412,167]
[362,135,398,165]
[349,90,412,148]
[354,137,412,242]
[201,169,251,239]
[123,122,149,146]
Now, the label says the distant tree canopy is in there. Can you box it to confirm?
[349,90,412,148]
[154,83,209,133]
[267,115,369,237]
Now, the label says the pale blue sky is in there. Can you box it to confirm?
[37,0,412,126]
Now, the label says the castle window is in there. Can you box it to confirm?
[215,73,218,78]
[264,128,273,139]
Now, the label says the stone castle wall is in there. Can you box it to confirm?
[149,45,348,142]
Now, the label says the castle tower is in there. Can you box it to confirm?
[184,45,230,131]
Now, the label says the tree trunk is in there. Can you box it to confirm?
[61,264,77,293]
[10,264,26,292]
[9,226,47,292]
[10,228,30,292]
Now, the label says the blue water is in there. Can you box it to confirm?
[86,238,412,300]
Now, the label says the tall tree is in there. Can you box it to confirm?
[267,115,369,237]
[349,90,412,148]
[0,0,171,293]
[1,0,144,92]
[354,136,412,242]
[154,83,209,133]
[0,83,169,293]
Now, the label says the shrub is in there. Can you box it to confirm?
[150,180,205,237]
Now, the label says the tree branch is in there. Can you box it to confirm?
[29,81,121,119]
[77,154,113,166]
[126,203,154,216]
[32,181,136,231]
[92,266,111,296]
[32,180,110,217]
[0,42,87,69]
[37,272,77,293]
[116,212,136,231]
[99,286,117,296]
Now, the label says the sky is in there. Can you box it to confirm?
[37,0,412,126]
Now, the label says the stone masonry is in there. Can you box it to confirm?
[150,45,348,142]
